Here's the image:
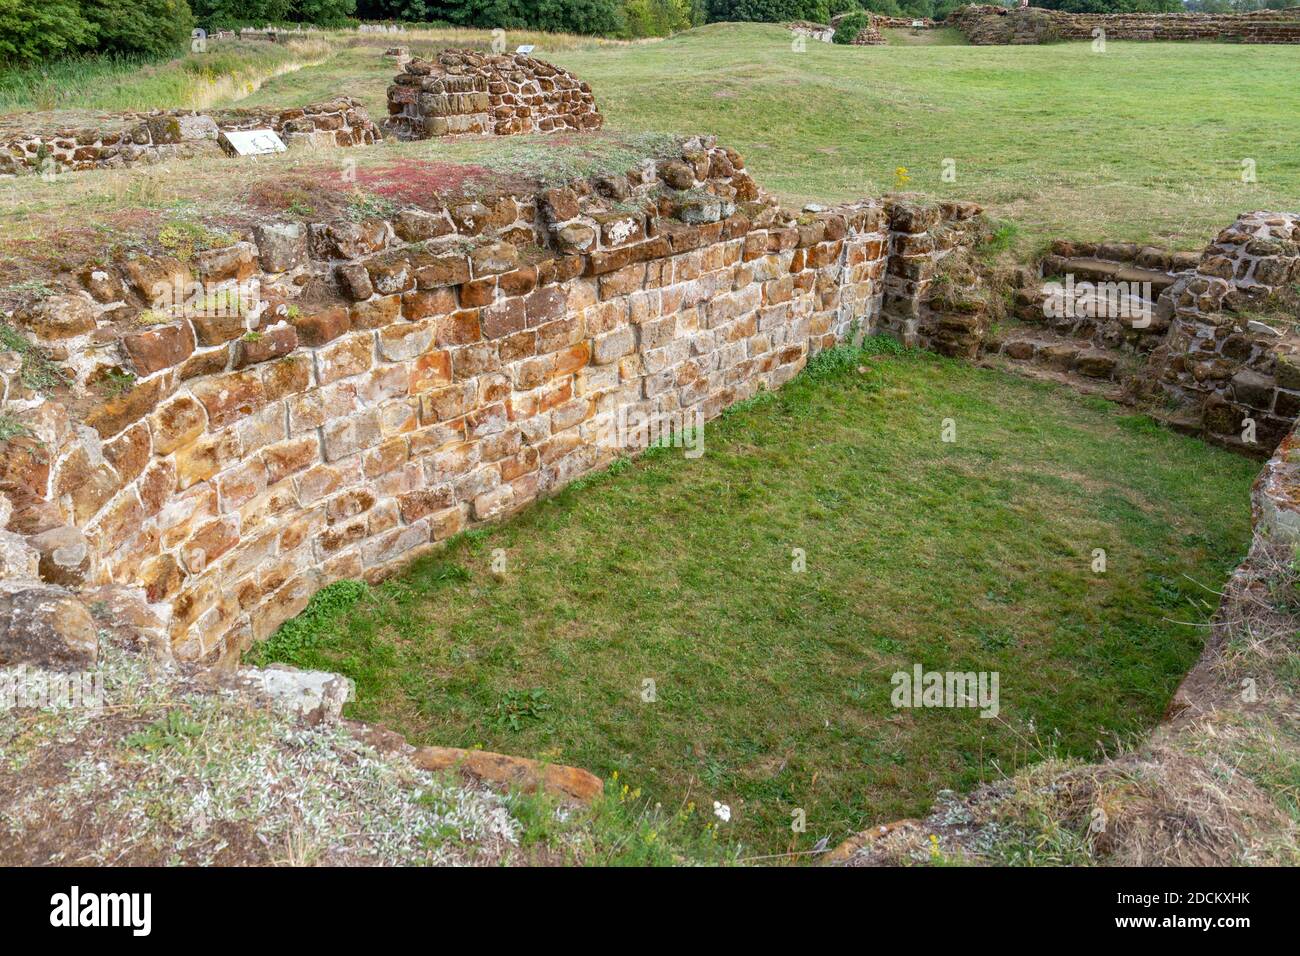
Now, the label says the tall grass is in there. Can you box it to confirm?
[0,39,332,114]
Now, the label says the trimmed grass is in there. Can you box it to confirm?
[251,346,1259,857]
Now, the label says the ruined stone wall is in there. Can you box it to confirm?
[950,4,1300,45]
[1143,212,1300,452]
[789,21,835,43]
[877,200,988,357]
[0,98,378,176]
[386,50,602,140]
[976,214,1300,455]
[2,140,998,664]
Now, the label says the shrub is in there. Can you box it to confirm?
[424,0,624,34]
[832,8,868,41]
[0,0,96,64]
[292,0,358,26]
[191,0,291,27]
[83,0,195,58]
[623,0,696,36]
[705,0,831,24]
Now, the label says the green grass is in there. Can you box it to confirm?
[0,38,330,114]
[551,24,1300,251]
[250,346,1258,858]
[226,23,1300,253]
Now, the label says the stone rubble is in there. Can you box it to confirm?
[0,98,379,177]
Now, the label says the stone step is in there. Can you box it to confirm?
[1009,286,1169,351]
[983,328,1128,382]
[1041,256,1179,294]
[979,353,1129,402]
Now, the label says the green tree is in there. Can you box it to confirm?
[705,0,832,23]
[83,0,195,58]
[191,0,292,28]
[0,0,96,63]
[424,0,624,33]
[832,8,869,39]
[292,0,357,24]
[623,0,696,35]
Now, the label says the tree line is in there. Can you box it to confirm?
[5,1,1293,68]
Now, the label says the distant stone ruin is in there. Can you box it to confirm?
[788,21,835,43]
[386,49,603,140]
[0,98,379,177]
[950,4,1300,44]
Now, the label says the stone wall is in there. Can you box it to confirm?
[978,214,1300,455]
[950,4,1300,45]
[1,139,989,663]
[385,49,603,140]
[789,21,835,43]
[1143,212,1300,453]
[0,98,378,177]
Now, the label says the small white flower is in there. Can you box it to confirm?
[713,801,731,823]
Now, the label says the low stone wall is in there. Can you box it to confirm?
[789,21,835,43]
[385,49,603,140]
[1,139,989,664]
[950,4,1300,45]
[0,98,379,176]
[831,12,936,30]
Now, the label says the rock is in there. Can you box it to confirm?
[675,195,728,224]
[450,202,491,234]
[80,584,171,660]
[121,321,195,376]
[253,222,308,273]
[539,187,580,223]
[1246,319,1282,337]
[336,263,374,301]
[0,531,39,578]
[232,324,298,369]
[79,265,124,304]
[1231,368,1274,410]
[195,242,258,283]
[176,113,220,142]
[394,208,452,242]
[235,664,354,724]
[0,584,98,670]
[1075,349,1118,380]
[1040,343,1079,371]
[555,222,596,255]
[28,525,92,587]
[412,745,604,804]
[470,241,518,276]
[1274,354,1300,391]
[16,294,97,341]
[657,159,695,191]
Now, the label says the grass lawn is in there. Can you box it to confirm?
[4,24,1297,276]
[251,344,1259,858]
[227,23,1300,254]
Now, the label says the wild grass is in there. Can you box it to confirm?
[0,38,331,114]
[250,345,1258,857]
